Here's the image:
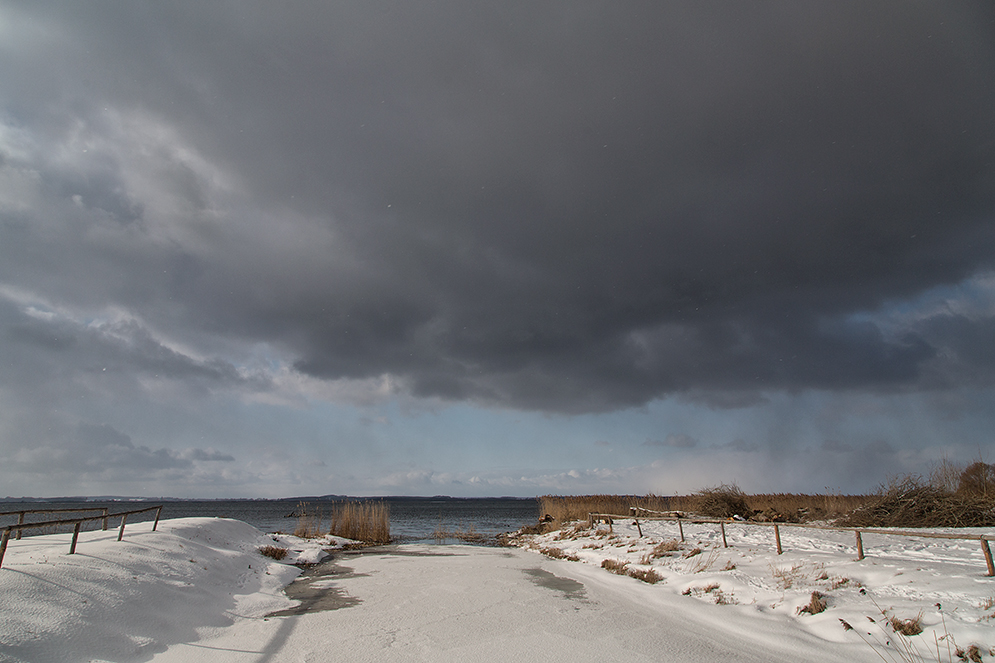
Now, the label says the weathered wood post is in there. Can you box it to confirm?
[634,518,642,537]
[102,508,109,531]
[15,512,24,540]
[153,506,162,531]
[117,514,128,541]
[774,524,782,555]
[0,527,10,567]
[69,522,82,554]
[855,530,864,560]
[677,518,685,542]
[981,538,994,577]
[720,522,728,548]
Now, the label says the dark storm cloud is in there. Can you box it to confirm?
[2,2,994,413]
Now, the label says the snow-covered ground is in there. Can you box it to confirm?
[511,517,995,661]
[0,518,344,662]
[1,516,992,662]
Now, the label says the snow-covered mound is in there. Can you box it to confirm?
[0,517,341,663]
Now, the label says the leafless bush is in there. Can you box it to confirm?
[693,484,750,519]
[836,475,995,528]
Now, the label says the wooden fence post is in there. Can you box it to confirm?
[720,522,728,548]
[634,518,642,537]
[981,538,994,577]
[774,524,782,555]
[0,528,10,568]
[102,508,109,531]
[15,512,24,540]
[855,531,864,560]
[153,506,162,532]
[677,518,685,542]
[117,514,128,541]
[69,522,82,554]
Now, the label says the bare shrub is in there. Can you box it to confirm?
[694,484,750,519]
[258,545,288,560]
[798,591,828,615]
[627,567,663,584]
[836,475,995,528]
[601,558,629,575]
[328,500,391,544]
[958,461,995,498]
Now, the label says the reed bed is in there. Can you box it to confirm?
[539,491,874,524]
[328,500,391,544]
[293,501,325,538]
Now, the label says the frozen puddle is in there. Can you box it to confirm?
[523,567,587,601]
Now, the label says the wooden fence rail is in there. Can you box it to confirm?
[0,507,111,540]
[585,507,995,577]
[0,505,163,568]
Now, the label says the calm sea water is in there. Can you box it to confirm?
[0,497,539,544]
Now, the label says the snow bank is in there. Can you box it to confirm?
[0,518,339,663]
[511,518,995,660]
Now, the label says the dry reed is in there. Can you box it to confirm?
[538,491,873,525]
[328,500,391,544]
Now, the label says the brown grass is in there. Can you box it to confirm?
[888,612,924,636]
[627,567,664,584]
[258,545,288,560]
[293,501,324,538]
[538,491,873,525]
[540,546,580,561]
[798,591,828,615]
[328,500,391,544]
[601,558,629,575]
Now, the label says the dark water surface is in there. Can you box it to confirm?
[0,497,539,544]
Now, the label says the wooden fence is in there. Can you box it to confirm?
[585,507,995,577]
[0,505,163,568]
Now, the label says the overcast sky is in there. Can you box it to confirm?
[1,2,994,498]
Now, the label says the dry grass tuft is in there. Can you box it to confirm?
[888,612,924,636]
[627,567,664,584]
[293,501,324,538]
[258,545,288,560]
[770,563,805,590]
[540,546,580,561]
[328,500,391,544]
[651,539,683,558]
[798,591,828,615]
[601,558,629,575]
[683,547,702,558]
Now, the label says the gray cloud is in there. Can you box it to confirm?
[0,1,994,417]
[645,434,698,449]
